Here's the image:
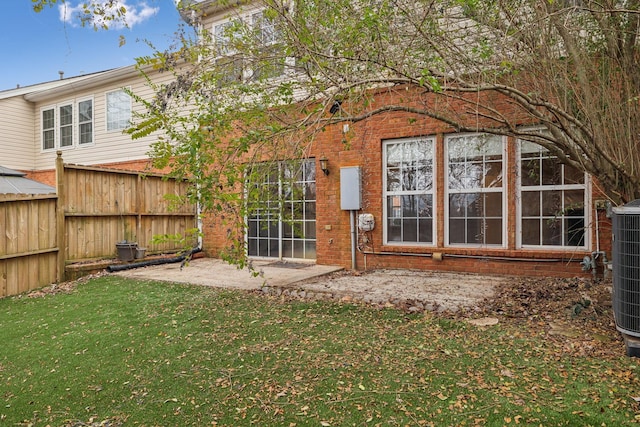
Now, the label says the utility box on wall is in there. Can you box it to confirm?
[340,166,362,210]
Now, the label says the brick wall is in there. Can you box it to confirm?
[24,87,610,278]
[305,107,601,277]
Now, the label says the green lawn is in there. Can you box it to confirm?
[0,276,638,426]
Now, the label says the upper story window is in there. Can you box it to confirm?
[214,19,240,55]
[78,99,93,145]
[213,9,284,83]
[106,89,131,132]
[519,140,587,248]
[41,98,94,151]
[252,11,278,45]
[59,104,73,148]
[446,133,505,247]
[42,107,55,150]
[383,137,435,245]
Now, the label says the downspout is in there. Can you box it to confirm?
[350,210,357,270]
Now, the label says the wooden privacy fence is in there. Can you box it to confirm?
[0,194,58,297]
[0,154,196,298]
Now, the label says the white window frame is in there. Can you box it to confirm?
[41,106,56,151]
[105,88,131,132]
[212,8,286,83]
[444,133,507,248]
[40,97,95,152]
[516,139,590,249]
[77,97,94,146]
[382,137,436,246]
[58,102,74,148]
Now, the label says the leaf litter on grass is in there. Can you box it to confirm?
[4,273,640,426]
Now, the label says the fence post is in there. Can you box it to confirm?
[55,152,66,282]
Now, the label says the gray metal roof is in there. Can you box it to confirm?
[0,166,55,195]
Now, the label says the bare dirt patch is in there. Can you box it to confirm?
[271,269,501,312]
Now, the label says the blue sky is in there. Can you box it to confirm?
[0,1,188,91]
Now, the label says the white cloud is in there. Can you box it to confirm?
[59,1,160,29]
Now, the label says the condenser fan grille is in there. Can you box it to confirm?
[613,205,640,337]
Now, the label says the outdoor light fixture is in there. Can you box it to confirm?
[319,156,329,175]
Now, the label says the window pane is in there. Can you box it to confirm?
[305,182,316,199]
[387,168,401,191]
[42,109,55,150]
[466,218,483,244]
[564,164,584,185]
[418,219,433,243]
[541,190,562,216]
[216,56,244,86]
[386,143,402,166]
[522,219,541,245]
[402,219,418,241]
[485,219,502,245]
[79,100,92,122]
[418,194,433,218]
[42,109,54,129]
[79,100,93,144]
[60,126,73,147]
[484,193,502,217]
[484,161,503,188]
[449,193,468,218]
[248,238,258,256]
[448,163,466,190]
[304,221,316,239]
[416,165,433,191]
[521,191,540,217]
[305,201,316,220]
[464,163,483,189]
[106,90,131,131]
[521,158,540,186]
[304,241,316,259]
[43,130,55,150]
[541,158,562,185]
[80,123,93,144]
[402,167,417,191]
[402,195,417,217]
[542,218,562,245]
[60,104,73,147]
[59,105,72,126]
[449,219,466,244]
[465,193,482,217]
[565,217,585,246]
[387,218,402,241]
[564,189,584,211]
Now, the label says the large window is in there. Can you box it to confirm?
[519,141,587,247]
[446,134,505,246]
[383,137,435,244]
[41,99,93,150]
[106,89,131,131]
